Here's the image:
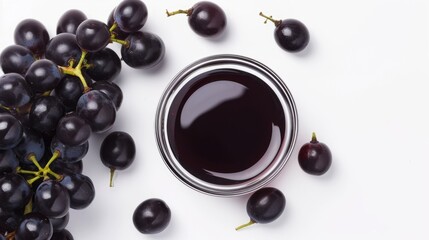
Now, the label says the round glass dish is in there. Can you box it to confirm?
[155,54,298,197]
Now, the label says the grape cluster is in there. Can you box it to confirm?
[0,0,164,239]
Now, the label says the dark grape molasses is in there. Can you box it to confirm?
[167,69,285,185]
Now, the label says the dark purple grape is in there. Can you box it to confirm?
[14,19,50,57]
[50,137,88,163]
[100,131,135,186]
[51,229,74,240]
[133,198,171,234]
[0,173,32,211]
[0,45,36,75]
[54,75,84,111]
[50,212,69,232]
[85,48,121,82]
[113,0,148,33]
[0,149,19,173]
[107,8,129,40]
[91,81,123,110]
[29,96,65,137]
[56,113,91,146]
[167,1,227,37]
[57,9,87,34]
[13,127,45,166]
[236,187,286,230]
[34,180,70,218]
[0,73,33,108]
[0,206,23,234]
[59,173,95,210]
[298,132,332,175]
[76,90,116,133]
[0,113,23,150]
[121,31,165,69]
[45,33,82,67]
[25,59,63,93]
[260,13,309,52]
[76,19,111,52]
[15,212,53,240]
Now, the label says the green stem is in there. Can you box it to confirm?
[311,132,318,143]
[111,37,129,47]
[59,51,90,92]
[109,22,117,32]
[110,168,116,187]
[27,154,43,171]
[235,219,256,231]
[27,176,42,185]
[166,9,191,17]
[24,199,33,214]
[259,12,281,26]
[17,168,39,176]
[44,150,60,169]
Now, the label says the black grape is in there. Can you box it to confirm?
[76,19,111,52]
[51,229,74,240]
[50,137,88,163]
[0,45,36,75]
[57,9,87,34]
[34,180,70,218]
[14,19,50,57]
[0,113,23,150]
[59,173,95,210]
[50,160,83,175]
[25,59,63,93]
[45,33,82,67]
[54,75,84,111]
[0,73,33,108]
[29,96,65,137]
[15,212,53,240]
[76,90,116,133]
[113,0,148,33]
[0,173,32,211]
[0,149,19,173]
[0,206,23,235]
[13,127,45,166]
[85,48,121,82]
[298,132,332,175]
[121,31,165,69]
[107,8,129,40]
[133,198,171,234]
[50,212,70,232]
[56,113,91,146]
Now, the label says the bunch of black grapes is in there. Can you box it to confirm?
[0,0,164,239]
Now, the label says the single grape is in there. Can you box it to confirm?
[14,19,50,57]
[25,59,63,93]
[50,212,69,232]
[50,137,88,163]
[121,31,165,69]
[57,9,87,34]
[29,96,65,137]
[166,1,227,37]
[50,159,83,175]
[236,187,286,230]
[0,113,23,150]
[76,19,111,52]
[133,198,171,234]
[15,212,53,240]
[100,131,135,187]
[113,0,148,33]
[54,75,84,111]
[91,81,123,110]
[76,90,116,133]
[298,132,332,175]
[45,33,82,67]
[0,149,19,173]
[0,45,36,75]
[0,173,32,211]
[51,229,74,240]
[34,180,70,218]
[56,113,91,147]
[107,8,130,40]
[85,48,122,82]
[259,12,309,52]
[0,73,33,108]
[59,173,95,210]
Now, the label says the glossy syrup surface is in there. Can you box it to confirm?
[167,69,285,185]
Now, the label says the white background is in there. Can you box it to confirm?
[1,0,429,239]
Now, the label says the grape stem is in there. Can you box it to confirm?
[109,22,129,47]
[166,9,192,17]
[109,168,115,187]
[259,12,281,27]
[59,50,90,92]
[311,132,318,143]
[22,151,62,185]
[235,219,256,230]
